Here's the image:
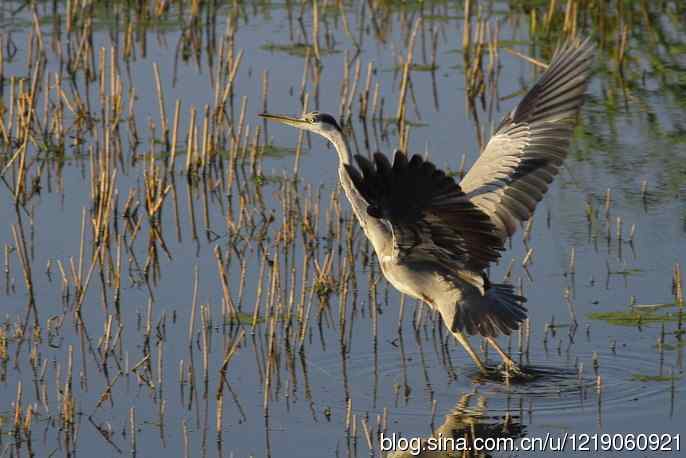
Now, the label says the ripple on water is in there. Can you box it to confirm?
[306,344,679,419]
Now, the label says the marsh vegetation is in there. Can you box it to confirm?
[0,1,684,457]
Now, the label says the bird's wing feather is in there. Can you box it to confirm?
[460,37,594,238]
[345,151,503,283]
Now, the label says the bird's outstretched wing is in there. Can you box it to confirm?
[344,151,502,282]
[460,37,594,238]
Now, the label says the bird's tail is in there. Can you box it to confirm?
[452,283,527,338]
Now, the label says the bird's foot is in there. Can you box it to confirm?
[497,361,534,382]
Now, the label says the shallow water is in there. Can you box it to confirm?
[0,1,684,457]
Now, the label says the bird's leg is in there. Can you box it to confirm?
[485,337,522,375]
[452,331,489,375]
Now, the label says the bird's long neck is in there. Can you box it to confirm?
[329,127,363,216]
[328,126,392,257]
[328,129,351,166]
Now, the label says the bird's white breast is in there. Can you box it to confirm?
[378,255,458,306]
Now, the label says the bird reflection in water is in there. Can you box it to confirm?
[386,392,525,458]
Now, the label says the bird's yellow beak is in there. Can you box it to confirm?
[258,113,309,129]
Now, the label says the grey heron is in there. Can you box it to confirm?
[260,38,593,375]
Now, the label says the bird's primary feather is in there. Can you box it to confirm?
[460,37,594,239]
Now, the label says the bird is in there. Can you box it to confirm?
[260,37,594,375]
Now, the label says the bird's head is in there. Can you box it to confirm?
[259,111,342,143]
